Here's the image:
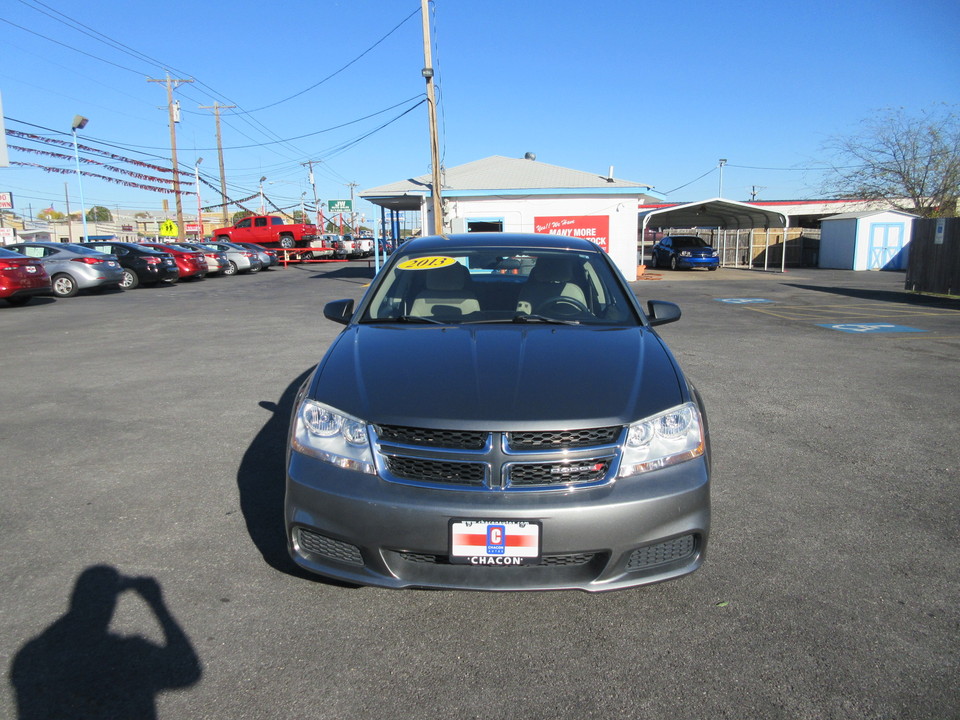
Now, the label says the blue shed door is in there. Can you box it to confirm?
[868,223,906,270]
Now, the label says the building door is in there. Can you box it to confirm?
[868,223,905,270]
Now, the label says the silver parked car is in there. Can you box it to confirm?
[234,242,278,269]
[5,242,124,297]
[199,242,262,275]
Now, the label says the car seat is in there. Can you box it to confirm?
[409,262,481,319]
[516,256,587,314]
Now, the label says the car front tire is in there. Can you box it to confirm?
[670,256,679,270]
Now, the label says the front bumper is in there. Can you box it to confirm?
[285,451,710,591]
[676,255,719,269]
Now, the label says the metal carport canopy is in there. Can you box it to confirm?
[640,197,787,231]
[640,197,789,271]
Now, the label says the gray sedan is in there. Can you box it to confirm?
[199,242,262,275]
[286,233,710,592]
[5,242,124,297]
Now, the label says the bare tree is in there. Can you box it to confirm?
[821,105,959,217]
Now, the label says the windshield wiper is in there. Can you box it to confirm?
[511,313,580,325]
[366,315,446,324]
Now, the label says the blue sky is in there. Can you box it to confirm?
[2,0,959,225]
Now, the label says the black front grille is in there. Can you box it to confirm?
[384,456,486,486]
[507,426,621,450]
[297,528,364,566]
[626,535,696,571]
[508,459,611,487]
[376,424,487,449]
[376,425,622,492]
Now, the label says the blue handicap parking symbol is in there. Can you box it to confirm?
[715,298,773,304]
[818,323,926,334]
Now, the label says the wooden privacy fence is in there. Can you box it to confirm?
[906,218,960,296]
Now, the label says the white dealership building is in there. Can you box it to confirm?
[361,155,662,280]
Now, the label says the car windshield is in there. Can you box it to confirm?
[672,237,709,249]
[361,248,639,326]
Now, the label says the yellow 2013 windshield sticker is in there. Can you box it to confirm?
[397,256,457,270]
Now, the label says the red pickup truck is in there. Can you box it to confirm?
[211,215,318,249]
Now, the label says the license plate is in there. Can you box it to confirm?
[25,266,37,273]
[449,520,541,565]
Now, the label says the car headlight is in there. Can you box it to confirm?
[618,402,705,477]
[680,250,692,257]
[291,399,376,474]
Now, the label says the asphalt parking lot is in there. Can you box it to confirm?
[3,262,958,719]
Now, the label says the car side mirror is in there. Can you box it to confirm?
[646,300,681,327]
[324,298,355,325]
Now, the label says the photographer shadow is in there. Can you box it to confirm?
[9,565,201,720]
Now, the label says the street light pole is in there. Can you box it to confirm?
[71,115,89,241]
[195,158,204,238]
[259,176,266,214]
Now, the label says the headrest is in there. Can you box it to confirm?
[530,256,573,283]
[424,263,469,291]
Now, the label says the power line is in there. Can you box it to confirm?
[241,6,422,114]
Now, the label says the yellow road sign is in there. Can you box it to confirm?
[159,220,179,237]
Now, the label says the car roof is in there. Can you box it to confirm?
[400,232,604,254]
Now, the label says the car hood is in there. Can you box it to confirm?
[312,324,684,429]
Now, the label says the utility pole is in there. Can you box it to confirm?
[302,160,322,229]
[718,158,727,198]
[149,73,194,242]
[347,181,358,233]
[200,102,234,225]
[421,0,443,235]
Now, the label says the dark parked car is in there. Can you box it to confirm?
[649,235,719,271]
[0,247,51,305]
[82,242,179,289]
[285,233,711,592]
[5,242,123,297]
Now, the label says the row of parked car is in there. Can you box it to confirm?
[0,239,280,306]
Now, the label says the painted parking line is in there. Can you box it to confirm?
[817,323,927,334]
[744,303,960,322]
[715,298,774,304]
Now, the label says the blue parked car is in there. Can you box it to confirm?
[649,235,719,271]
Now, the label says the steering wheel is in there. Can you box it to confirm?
[534,296,591,317]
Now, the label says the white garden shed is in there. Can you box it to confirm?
[819,210,918,271]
